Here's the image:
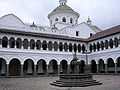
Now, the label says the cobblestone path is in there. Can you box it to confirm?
[0,75,120,90]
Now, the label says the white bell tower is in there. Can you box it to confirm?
[59,0,67,5]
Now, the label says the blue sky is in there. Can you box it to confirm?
[0,0,120,29]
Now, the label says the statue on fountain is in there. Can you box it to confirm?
[50,51,102,87]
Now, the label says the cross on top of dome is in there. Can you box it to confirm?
[59,0,67,5]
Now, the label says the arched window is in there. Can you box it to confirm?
[105,40,109,49]
[2,36,8,48]
[97,42,100,51]
[30,39,35,49]
[54,42,58,51]
[62,17,66,22]
[64,43,68,52]
[16,38,22,49]
[23,39,28,49]
[70,18,73,24]
[42,41,47,50]
[59,42,63,51]
[48,41,53,51]
[109,39,113,48]
[74,44,77,52]
[82,44,85,53]
[101,41,104,50]
[9,37,15,48]
[78,44,81,53]
[93,43,96,52]
[89,44,92,52]
[55,18,58,22]
[36,40,41,50]
[69,43,72,52]
[114,37,119,47]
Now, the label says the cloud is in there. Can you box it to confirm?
[0,0,120,29]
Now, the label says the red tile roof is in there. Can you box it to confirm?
[0,25,120,42]
[88,25,120,41]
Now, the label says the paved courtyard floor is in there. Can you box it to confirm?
[0,75,120,90]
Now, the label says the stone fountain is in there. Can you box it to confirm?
[50,51,102,87]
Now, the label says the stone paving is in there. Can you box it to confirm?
[0,75,120,90]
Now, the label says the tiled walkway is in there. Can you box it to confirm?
[0,75,120,90]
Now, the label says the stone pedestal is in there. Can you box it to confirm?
[51,74,102,87]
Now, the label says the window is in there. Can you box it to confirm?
[50,20,52,25]
[62,17,66,22]
[90,33,93,37]
[76,31,79,36]
[55,18,58,22]
[70,18,73,24]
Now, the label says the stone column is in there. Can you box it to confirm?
[34,65,37,76]
[46,65,49,75]
[21,65,23,76]
[57,65,60,75]
[15,41,16,48]
[6,64,9,76]
[115,63,118,74]
[105,64,108,73]
[97,64,99,74]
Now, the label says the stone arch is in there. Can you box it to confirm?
[30,39,35,49]
[48,41,53,51]
[114,37,119,47]
[109,39,113,48]
[93,43,96,52]
[69,43,72,52]
[23,59,34,75]
[105,40,109,49]
[36,40,41,50]
[116,57,120,73]
[48,59,58,75]
[9,37,15,48]
[97,42,100,51]
[62,17,66,22]
[74,43,77,52]
[2,36,8,48]
[36,59,47,75]
[42,40,47,50]
[98,59,105,73]
[107,58,115,73]
[78,44,81,53]
[0,58,6,76]
[64,43,68,52]
[101,41,104,50]
[82,44,85,53]
[59,42,63,51]
[89,44,92,52]
[16,38,22,49]
[79,60,85,73]
[23,39,28,49]
[9,58,21,76]
[54,42,58,51]
[91,60,97,73]
[60,60,68,74]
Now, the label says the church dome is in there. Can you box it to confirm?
[48,0,79,25]
[52,5,74,12]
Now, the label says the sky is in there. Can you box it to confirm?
[0,0,120,30]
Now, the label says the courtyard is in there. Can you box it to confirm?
[0,75,120,90]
